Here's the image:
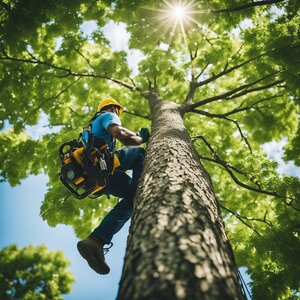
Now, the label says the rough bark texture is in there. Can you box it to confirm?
[117,92,245,300]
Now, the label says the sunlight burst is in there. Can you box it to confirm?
[157,1,201,45]
[142,1,213,47]
[171,4,187,20]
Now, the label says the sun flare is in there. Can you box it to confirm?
[156,1,201,44]
[143,1,209,46]
[171,5,187,20]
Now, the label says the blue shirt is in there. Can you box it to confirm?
[89,112,121,151]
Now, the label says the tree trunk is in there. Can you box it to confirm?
[117,92,245,300]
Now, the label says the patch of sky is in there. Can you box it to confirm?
[231,18,254,37]
[80,20,98,39]
[262,137,300,177]
[268,6,285,22]
[159,42,169,51]
[25,112,62,140]
[26,45,34,54]
[1,113,62,140]
[102,20,144,76]
[55,37,64,51]
[102,21,130,52]
[240,19,254,30]
[1,120,11,131]
[83,83,89,91]
[79,20,144,75]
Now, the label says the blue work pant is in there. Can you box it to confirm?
[91,146,145,244]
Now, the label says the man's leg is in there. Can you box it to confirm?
[77,170,133,275]
[117,146,145,190]
[90,147,145,244]
[77,147,145,274]
[91,170,134,244]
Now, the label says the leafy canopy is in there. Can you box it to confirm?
[0,244,75,300]
[0,0,300,299]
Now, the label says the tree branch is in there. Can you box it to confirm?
[0,52,140,92]
[189,73,283,110]
[195,53,266,89]
[227,80,284,100]
[190,95,283,154]
[194,135,300,211]
[1,51,73,75]
[211,0,285,13]
[25,77,83,122]
[68,107,150,120]
[226,117,252,153]
[123,110,151,120]
[220,205,262,235]
[191,95,281,118]
[181,54,271,113]
[220,204,272,226]
[195,63,210,81]
[74,48,94,70]
[190,95,283,153]
[189,48,198,62]
[197,155,261,189]
[192,113,253,153]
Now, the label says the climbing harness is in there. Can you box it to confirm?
[58,115,120,199]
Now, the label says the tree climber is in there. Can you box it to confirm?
[77,98,150,275]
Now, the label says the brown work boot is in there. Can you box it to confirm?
[77,236,110,274]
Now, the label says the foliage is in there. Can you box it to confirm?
[0,244,75,300]
[1,0,300,298]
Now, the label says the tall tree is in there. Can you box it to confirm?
[0,244,75,300]
[0,0,299,299]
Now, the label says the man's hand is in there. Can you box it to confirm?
[138,128,150,143]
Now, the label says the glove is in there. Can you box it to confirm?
[138,128,150,143]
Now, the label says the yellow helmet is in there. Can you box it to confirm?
[97,98,124,115]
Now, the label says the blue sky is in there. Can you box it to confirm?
[0,174,130,300]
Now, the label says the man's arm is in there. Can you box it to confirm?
[107,124,143,146]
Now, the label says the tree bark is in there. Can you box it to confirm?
[117,91,245,300]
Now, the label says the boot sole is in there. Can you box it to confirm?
[77,241,110,275]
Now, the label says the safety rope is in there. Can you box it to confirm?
[237,268,252,299]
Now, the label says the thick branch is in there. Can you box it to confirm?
[191,95,281,118]
[227,80,284,100]
[189,73,283,110]
[195,53,266,88]
[211,0,284,13]
[182,54,265,109]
